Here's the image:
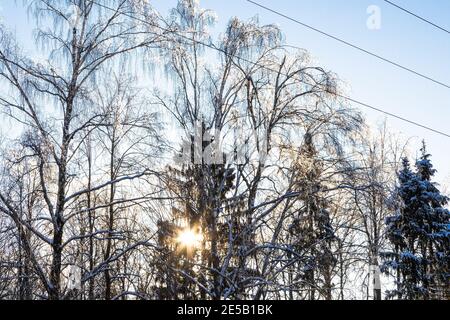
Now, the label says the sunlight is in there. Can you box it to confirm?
[176,227,203,249]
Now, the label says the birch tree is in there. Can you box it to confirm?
[0,0,162,299]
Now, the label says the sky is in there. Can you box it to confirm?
[1,0,449,187]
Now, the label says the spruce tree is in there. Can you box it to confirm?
[382,143,450,299]
[289,133,337,300]
[414,143,449,299]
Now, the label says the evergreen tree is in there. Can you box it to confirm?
[289,133,337,300]
[382,143,450,299]
[156,126,236,299]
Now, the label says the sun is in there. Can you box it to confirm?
[176,227,203,249]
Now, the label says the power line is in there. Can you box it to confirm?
[245,0,450,90]
[383,0,450,35]
[336,95,450,138]
[90,1,450,139]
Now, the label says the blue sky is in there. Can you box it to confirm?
[1,0,449,187]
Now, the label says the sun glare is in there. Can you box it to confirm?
[176,228,203,248]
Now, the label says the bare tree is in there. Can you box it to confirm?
[0,0,163,299]
[348,122,409,299]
